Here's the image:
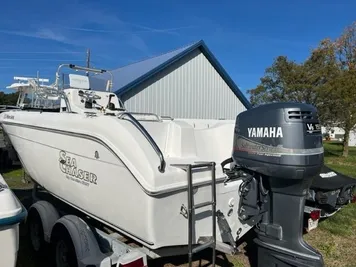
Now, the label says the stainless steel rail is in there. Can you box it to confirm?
[118,112,166,173]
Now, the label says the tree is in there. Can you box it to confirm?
[0,91,19,106]
[318,70,356,157]
[315,22,356,157]
[248,21,356,157]
[247,56,313,107]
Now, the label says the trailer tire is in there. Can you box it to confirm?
[27,209,46,254]
[51,225,78,267]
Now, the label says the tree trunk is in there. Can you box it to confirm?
[342,130,350,157]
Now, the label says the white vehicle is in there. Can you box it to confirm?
[0,174,27,267]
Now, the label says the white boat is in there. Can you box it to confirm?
[0,75,58,168]
[0,64,252,253]
[5,75,58,109]
[0,174,27,267]
[0,64,328,267]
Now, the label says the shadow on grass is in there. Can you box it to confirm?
[324,141,356,157]
[323,142,343,157]
[0,164,22,174]
[324,149,339,158]
[149,230,258,267]
[236,230,258,267]
[13,188,33,208]
[149,250,236,267]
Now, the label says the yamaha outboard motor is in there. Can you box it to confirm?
[231,102,324,267]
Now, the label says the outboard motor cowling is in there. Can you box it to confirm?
[232,102,325,267]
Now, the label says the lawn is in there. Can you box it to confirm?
[304,142,356,267]
[3,142,356,267]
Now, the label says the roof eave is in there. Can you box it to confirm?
[116,40,204,97]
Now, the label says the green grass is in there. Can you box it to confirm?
[2,168,32,189]
[4,142,356,267]
[304,142,356,267]
[323,142,356,177]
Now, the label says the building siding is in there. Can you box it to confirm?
[121,49,247,120]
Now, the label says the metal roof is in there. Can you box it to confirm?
[90,40,251,109]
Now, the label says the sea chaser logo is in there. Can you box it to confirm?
[247,127,283,138]
[59,150,97,186]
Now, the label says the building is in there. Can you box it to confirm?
[90,40,251,120]
[321,126,356,146]
[321,126,345,140]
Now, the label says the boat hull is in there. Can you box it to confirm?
[1,112,252,249]
[0,174,27,267]
[0,224,20,267]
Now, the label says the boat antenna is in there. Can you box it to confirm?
[86,48,91,77]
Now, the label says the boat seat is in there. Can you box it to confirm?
[141,120,235,164]
[165,121,197,158]
[141,120,197,158]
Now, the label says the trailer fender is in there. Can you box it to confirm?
[51,215,108,264]
[29,200,60,243]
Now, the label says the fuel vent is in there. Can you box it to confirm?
[288,110,313,120]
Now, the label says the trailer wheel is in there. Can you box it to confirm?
[51,226,78,267]
[27,209,45,254]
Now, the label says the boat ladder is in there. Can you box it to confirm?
[172,162,217,267]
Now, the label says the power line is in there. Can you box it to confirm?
[0,51,83,54]
[0,59,84,61]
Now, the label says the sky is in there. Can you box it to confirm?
[0,0,355,98]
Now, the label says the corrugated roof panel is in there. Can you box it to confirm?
[90,41,200,93]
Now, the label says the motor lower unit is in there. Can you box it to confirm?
[230,102,325,267]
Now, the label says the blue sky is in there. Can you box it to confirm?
[0,0,355,98]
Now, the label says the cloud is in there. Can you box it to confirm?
[34,28,68,43]
[0,29,76,46]
[126,34,149,54]
[59,25,198,36]
[120,23,199,36]
[0,3,198,58]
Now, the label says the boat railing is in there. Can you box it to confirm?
[55,64,113,92]
[118,112,166,173]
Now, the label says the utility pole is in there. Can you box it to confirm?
[86,48,91,76]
